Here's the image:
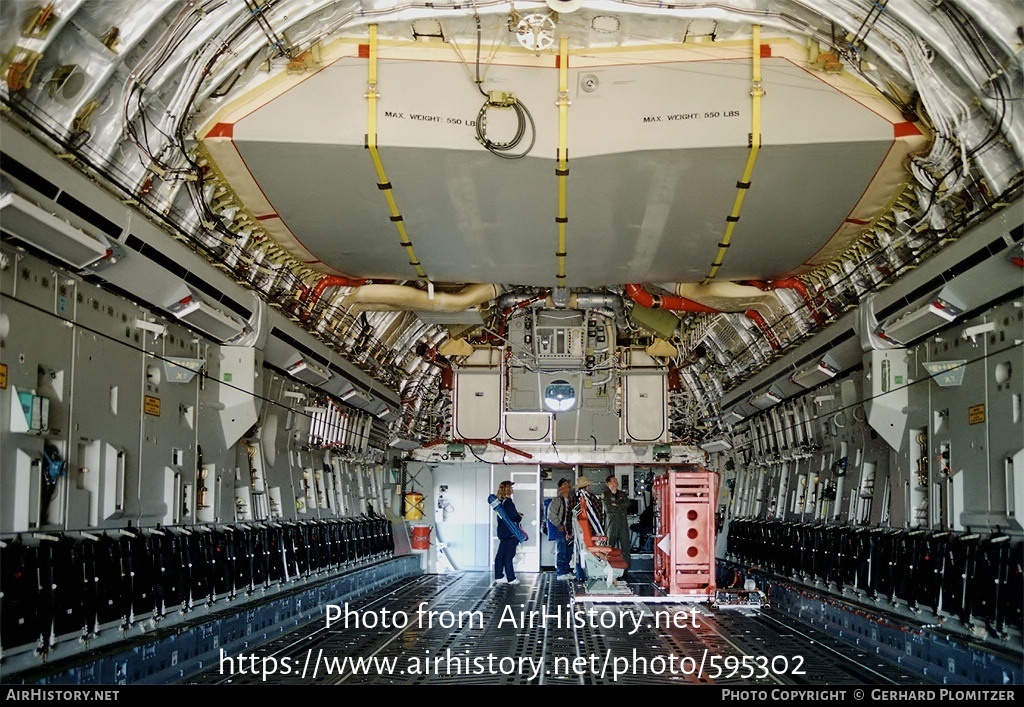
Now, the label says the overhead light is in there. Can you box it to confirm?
[286,356,331,386]
[653,444,672,461]
[876,288,966,345]
[722,409,745,425]
[166,291,246,342]
[447,443,466,460]
[546,0,582,12]
[341,388,375,409]
[543,379,576,412]
[748,389,782,410]
[791,356,839,389]
[0,191,111,269]
[700,438,732,453]
[389,437,420,451]
[374,403,399,422]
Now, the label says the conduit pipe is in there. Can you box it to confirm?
[299,275,366,320]
[670,282,804,345]
[661,281,796,351]
[497,291,549,316]
[667,282,781,318]
[342,283,501,312]
[488,291,549,342]
[573,291,627,321]
[744,309,781,351]
[552,291,629,330]
[740,278,824,325]
[624,284,721,313]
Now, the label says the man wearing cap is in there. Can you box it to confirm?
[603,474,631,575]
[546,478,574,580]
[575,476,605,528]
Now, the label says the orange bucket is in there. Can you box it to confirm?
[411,524,431,550]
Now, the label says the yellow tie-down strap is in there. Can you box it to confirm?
[365,24,427,281]
[704,25,764,285]
[555,37,570,286]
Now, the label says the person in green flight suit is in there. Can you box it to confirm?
[602,474,631,577]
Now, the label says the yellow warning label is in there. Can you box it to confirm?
[0,363,7,389]
[144,395,161,416]
[968,404,985,425]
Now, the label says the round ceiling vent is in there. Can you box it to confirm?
[515,14,557,53]
[48,65,86,100]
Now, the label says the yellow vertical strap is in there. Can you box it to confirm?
[703,25,764,285]
[365,24,427,280]
[555,38,570,285]
[367,24,378,148]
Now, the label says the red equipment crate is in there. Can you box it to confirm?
[653,467,717,599]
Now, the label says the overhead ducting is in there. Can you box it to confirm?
[668,282,790,320]
[2,0,1020,449]
[624,284,720,313]
[740,278,824,325]
[342,283,500,313]
[298,275,366,320]
[567,291,627,326]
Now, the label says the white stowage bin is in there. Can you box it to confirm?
[618,368,667,440]
[503,412,552,443]
[452,369,501,441]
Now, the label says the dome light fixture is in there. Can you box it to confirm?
[546,0,583,12]
[544,379,576,412]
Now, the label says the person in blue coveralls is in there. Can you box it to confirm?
[494,480,523,585]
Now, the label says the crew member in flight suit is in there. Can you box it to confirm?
[602,474,631,576]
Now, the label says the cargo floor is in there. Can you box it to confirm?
[188,572,928,685]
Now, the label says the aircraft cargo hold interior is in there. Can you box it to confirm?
[0,0,1022,691]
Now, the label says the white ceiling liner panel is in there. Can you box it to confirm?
[199,36,926,286]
